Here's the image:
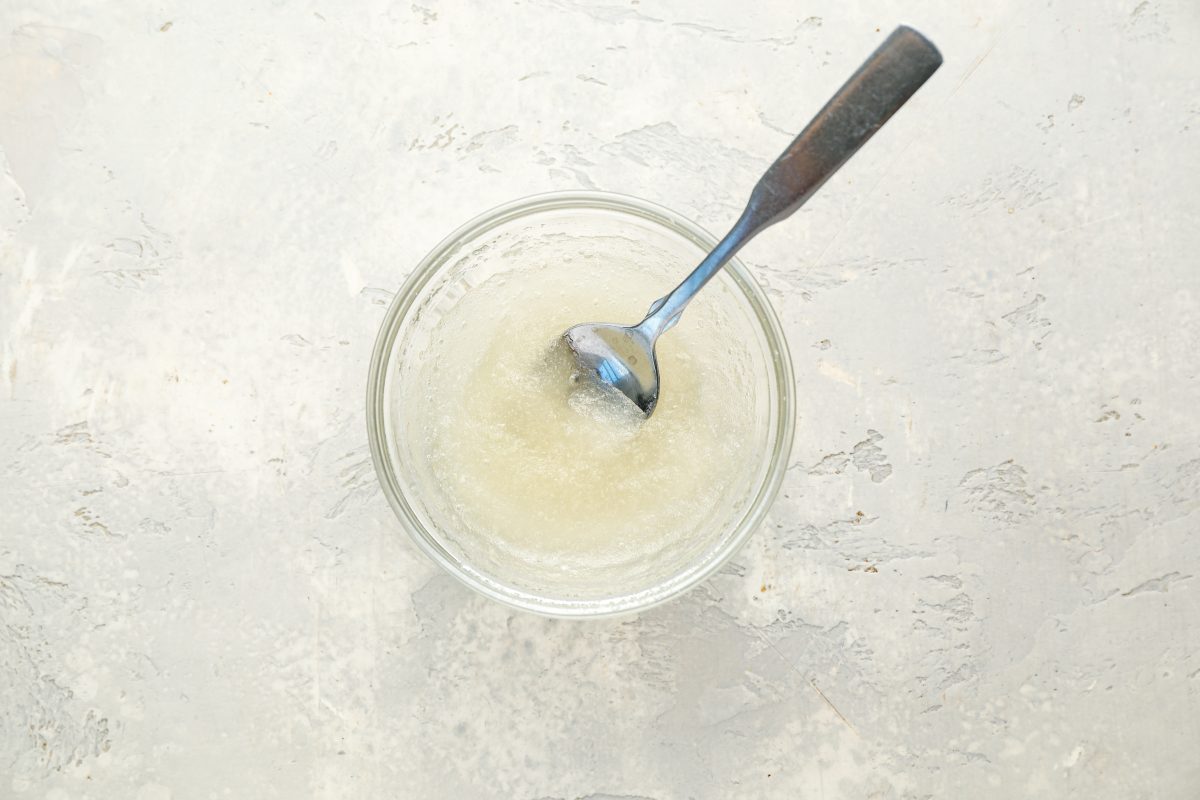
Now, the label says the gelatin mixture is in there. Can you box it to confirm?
[400,254,767,583]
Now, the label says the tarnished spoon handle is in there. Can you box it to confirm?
[743,25,942,229]
[639,26,942,338]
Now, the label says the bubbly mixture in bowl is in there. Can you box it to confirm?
[416,261,755,559]
[380,201,787,607]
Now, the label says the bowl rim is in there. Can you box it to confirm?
[366,190,794,618]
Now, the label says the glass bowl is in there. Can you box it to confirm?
[366,191,794,617]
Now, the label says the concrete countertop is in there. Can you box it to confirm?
[2,1,1197,797]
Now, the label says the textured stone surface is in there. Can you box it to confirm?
[2,1,1198,797]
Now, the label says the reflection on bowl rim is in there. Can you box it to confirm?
[366,191,794,618]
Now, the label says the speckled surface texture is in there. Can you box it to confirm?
[2,0,1198,797]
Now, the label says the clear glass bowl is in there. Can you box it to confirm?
[366,191,794,617]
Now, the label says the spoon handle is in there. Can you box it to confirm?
[639,25,942,337]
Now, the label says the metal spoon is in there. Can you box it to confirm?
[564,25,942,416]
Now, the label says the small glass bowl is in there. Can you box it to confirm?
[366,191,794,617]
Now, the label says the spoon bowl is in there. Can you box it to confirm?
[564,321,660,414]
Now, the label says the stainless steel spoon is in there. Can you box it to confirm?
[564,25,942,416]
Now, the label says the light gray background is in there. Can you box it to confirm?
[2,0,1198,797]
